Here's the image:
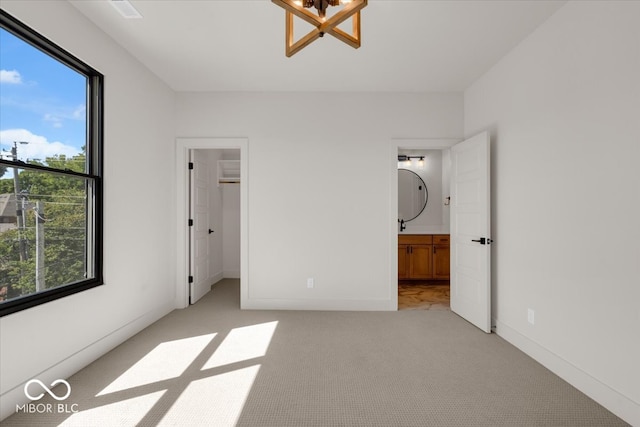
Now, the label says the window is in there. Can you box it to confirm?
[0,10,103,316]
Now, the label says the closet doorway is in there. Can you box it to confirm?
[175,138,248,310]
[188,148,241,304]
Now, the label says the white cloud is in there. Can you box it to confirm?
[0,69,22,84]
[44,114,64,128]
[42,104,86,129]
[72,105,86,120]
[0,129,80,162]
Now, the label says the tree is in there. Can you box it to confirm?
[0,171,13,194]
[0,153,87,301]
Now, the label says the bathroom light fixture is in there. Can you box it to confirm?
[271,0,367,57]
[397,155,425,168]
[110,0,142,19]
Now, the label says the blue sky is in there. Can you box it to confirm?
[0,27,86,167]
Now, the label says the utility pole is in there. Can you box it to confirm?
[35,201,45,291]
[11,141,29,261]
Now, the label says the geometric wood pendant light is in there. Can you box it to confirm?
[271,0,368,57]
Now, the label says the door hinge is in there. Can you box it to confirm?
[188,162,194,170]
[188,275,193,283]
[188,219,193,226]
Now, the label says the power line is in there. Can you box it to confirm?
[22,194,86,199]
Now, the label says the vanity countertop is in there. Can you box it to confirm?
[399,227,450,235]
[399,232,450,235]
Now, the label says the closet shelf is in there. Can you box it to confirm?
[218,160,240,186]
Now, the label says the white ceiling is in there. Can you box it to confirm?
[69,0,565,93]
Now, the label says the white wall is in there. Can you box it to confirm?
[222,185,241,278]
[221,151,241,278]
[0,1,176,420]
[464,1,640,424]
[176,92,463,310]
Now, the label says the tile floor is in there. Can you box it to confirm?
[398,281,450,310]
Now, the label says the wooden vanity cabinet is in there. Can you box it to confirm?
[432,235,450,279]
[398,243,410,279]
[398,235,433,279]
[398,234,450,280]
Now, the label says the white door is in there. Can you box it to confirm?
[450,131,491,333]
[189,150,212,304]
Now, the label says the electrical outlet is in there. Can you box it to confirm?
[527,309,535,325]
[307,278,314,289]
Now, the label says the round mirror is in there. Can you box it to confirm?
[398,169,428,222]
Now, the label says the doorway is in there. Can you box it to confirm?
[390,133,492,333]
[175,138,248,310]
[188,148,241,304]
[396,146,452,310]
[389,139,456,311]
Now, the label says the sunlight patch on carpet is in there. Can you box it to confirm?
[59,390,166,427]
[158,365,261,427]
[202,321,278,369]
[97,333,217,396]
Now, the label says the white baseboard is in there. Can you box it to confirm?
[223,270,240,279]
[210,271,224,285]
[242,297,394,311]
[0,302,174,421]
[495,319,639,426]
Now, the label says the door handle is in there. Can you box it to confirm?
[208,229,214,234]
[471,237,486,245]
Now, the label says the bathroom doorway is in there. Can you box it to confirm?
[393,141,455,311]
[391,133,492,333]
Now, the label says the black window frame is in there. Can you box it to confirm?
[0,9,103,317]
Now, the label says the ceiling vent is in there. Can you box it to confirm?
[110,0,143,19]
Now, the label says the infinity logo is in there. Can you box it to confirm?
[24,379,71,401]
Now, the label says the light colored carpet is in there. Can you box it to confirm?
[2,279,628,426]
